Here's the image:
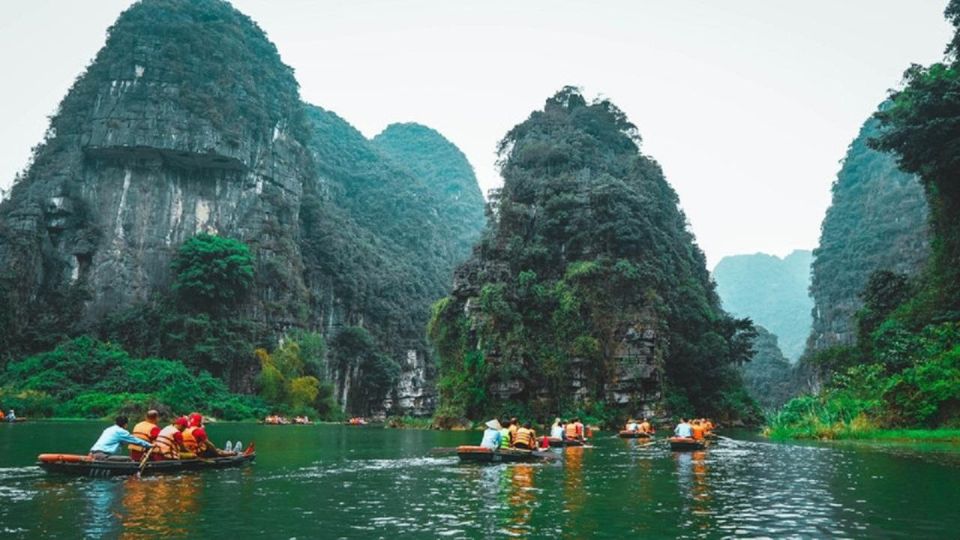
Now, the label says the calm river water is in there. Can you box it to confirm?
[1,422,959,538]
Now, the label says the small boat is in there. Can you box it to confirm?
[456,446,550,463]
[545,437,586,447]
[37,446,256,478]
[668,437,707,451]
[618,430,653,439]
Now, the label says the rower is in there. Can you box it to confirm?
[128,409,161,461]
[481,419,504,449]
[513,422,537,450]
[673,418,692,438]
[90,416,152,460]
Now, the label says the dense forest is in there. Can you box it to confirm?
[428,87,759,427]
[769,1,960,437]
[713,250,813,362]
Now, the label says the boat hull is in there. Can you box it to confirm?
[37,453,256,478]
[618,431,653,439]
[545,437,585,447]
[668,437,707,451]
[456,446,545,463]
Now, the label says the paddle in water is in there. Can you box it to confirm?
[136,446,155,478]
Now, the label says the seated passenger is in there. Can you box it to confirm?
[480,419,504,449]
[638,418,654,434]
[673,418,692,438]
[513,422,538,450]
[625,418,639,432]
[154,416,189,460]
[550,418,564,439]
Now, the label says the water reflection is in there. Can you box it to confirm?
[563,447,586,528]
[674,450,712,534]
[83,480,119,538]
[118,475,201,538]
[503,464,537,536]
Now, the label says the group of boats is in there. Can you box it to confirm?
[457,430,719,463]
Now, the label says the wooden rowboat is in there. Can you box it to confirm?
[37,447,256,478]
[456,446,550,463]
[545,437,586,447]
[618,430,653,439]
[668,437,707,451]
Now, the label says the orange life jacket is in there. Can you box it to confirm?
[691,424,705,440]
[155,425,183,459]
[514,428,535,448]
[182,426,198,452]
[565,423,580,439]
[127,420,158,452]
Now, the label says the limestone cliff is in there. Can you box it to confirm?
[429,88,756,421]
[807,113,930,353]
[0,0,486,416]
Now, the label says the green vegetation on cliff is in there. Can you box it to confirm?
[428,87,759,424]
[770,2,960,438]
[740,327,796,410]
[713,250,813,361]
[807,114,929,354]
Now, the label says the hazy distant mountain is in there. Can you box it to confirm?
[713,250,813,361]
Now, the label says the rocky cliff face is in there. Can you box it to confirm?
[429,88,755,421]
[0,0,310,341]
[0,0,485,416]
[808,113,930,353]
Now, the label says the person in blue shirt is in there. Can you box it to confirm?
[673,418,693,438]
[90,416,152,460]
[480,419,503,449]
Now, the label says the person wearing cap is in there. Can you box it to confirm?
[154,416,189,460]
[182,412,204,453]
[128,410,162,461]
[481,419,504,450]
[90,416,152,460]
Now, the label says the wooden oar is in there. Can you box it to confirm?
[137,446,154,476]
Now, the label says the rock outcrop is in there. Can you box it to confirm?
[0,0,486,416]
[807,112,930,353]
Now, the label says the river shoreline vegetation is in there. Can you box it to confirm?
[767,1,960,441]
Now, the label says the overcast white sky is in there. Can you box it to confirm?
[0,1,952,267]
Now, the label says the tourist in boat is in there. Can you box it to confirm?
[191,428,236,457]
[638,417,655,434]
[154,416,189,460]
[691,419,705,441]
[5,409,15,422]
[513,422,538,450]
[550,418,564,439]
[480,419,504,449]
[674,418,693,438]
[181,412,205,454]
[90,416,153,460]
[625,418,639,432]
[508,417,520,441]
[128,409,161,461]
[704,418,715,434]
[565,417,584,441]
[499,418,512,449]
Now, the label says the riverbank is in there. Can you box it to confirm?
[765,425,960,443]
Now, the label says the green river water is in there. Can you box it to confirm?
[1,421,959,538]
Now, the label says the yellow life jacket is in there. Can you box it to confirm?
[565,423,580,439]
[514,428,535,448]
[155,425,182,459]
[127,420,157,452]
